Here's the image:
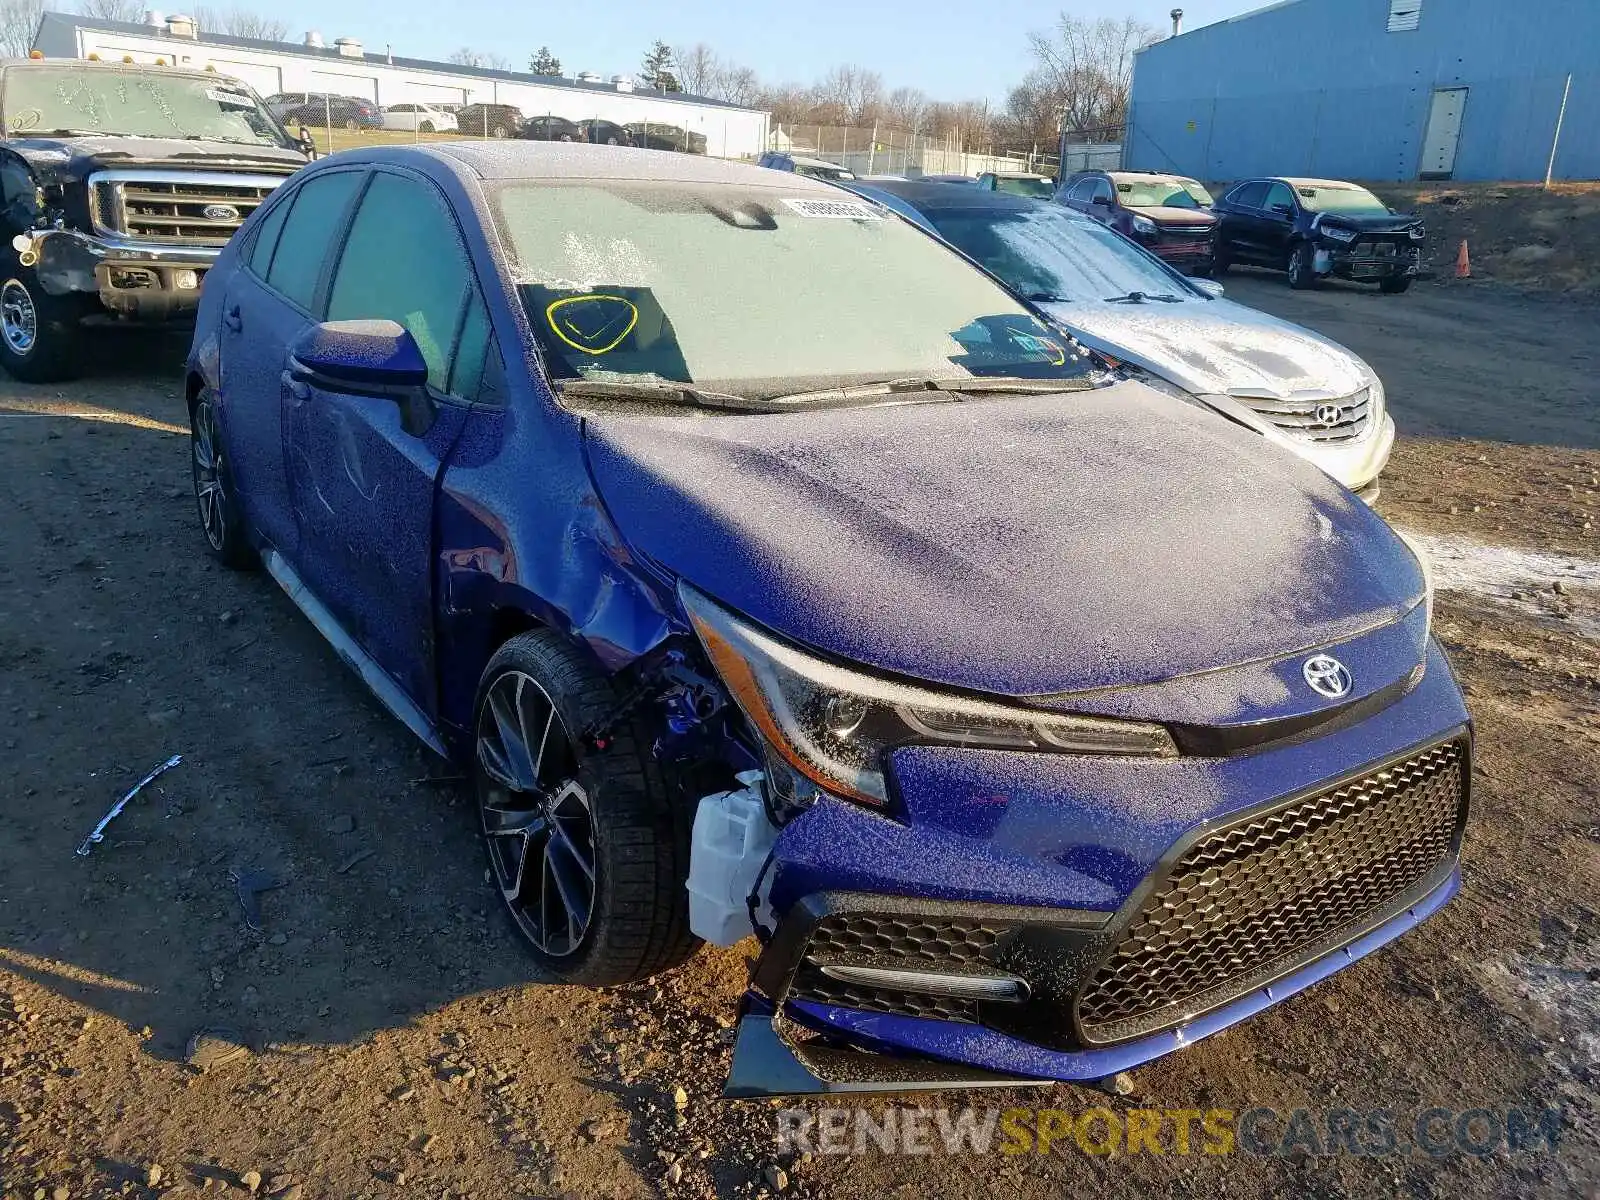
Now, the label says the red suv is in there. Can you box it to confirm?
[1059,170,1218,275]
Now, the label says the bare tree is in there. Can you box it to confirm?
[715,64,761,108]
[448,47,511,71]
[1019,14,1159,139]
[672,42,719,96]
[0,0,41,58]
[191,6,288,41]
[811,64,883,125]
[883,86,929,130]
[77,0,144,21]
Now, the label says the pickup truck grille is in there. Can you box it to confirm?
[90,172,289,246]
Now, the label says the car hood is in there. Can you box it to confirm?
[1038,297,1370,399]
[1137,205,1216,225]
[1312,211,1420,235]
[581,381,1422,698]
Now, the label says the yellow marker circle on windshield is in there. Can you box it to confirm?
[546,294,639,355]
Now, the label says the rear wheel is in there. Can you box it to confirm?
[490,123,512,139]
[1379,275,1413,295]
[1288,242,1319,290]
[0,263,88,382]
[418,119,435,134]
[473,630,699,985]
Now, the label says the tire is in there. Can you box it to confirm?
[418,120,435,134]
[343,117,359,131]
[1211,242,1231,276]
[1288,241,1319,290]
[0,262,88,382]
[1380,275,1413,295]
[190,387,256,569]
[473,630,699,985]
[490,124,511,139]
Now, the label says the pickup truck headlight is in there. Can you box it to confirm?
[1320,225,1358,243]
[1130,213,1157,236]
[681,585,1178,807]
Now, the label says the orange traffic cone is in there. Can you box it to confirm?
[1455,239,1472,279]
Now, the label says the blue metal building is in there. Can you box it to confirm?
[1127,0,1597,182]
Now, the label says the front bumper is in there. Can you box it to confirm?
[1319,240,1421,282]
[730,638,1470,1096]
[24,229,218,319]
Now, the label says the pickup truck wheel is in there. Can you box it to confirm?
[474,630,699,985]
[1287,242,1319,290]
[1379,275,1413,295]
[0,266,87,383]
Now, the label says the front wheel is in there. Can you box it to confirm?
[0,265,88,382]
[1379,275,1413,295]
[473,630,699,985]
[490,124,511,139]
[1210,242,1231,275]
[190,388,256,569]
[1288,242,1319,290]
[418,120,435,134]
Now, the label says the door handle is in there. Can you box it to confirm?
[223,305,243,332]
[280,370,309,402]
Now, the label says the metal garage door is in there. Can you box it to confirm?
[1420,87,1468,180]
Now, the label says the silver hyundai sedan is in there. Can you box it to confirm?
[844,180,1394,498]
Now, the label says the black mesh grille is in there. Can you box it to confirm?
[1077,739,1466,1041]
[789,913,1008,1022]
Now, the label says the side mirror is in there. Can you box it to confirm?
[288,320,435,435]
[1092,194,1113,207]
[1192,278,1225,297]
[297,125,318,158]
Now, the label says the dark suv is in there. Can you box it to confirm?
[1211,177,1423,293]
[456,104,524,138]
[1059,170,1217,274]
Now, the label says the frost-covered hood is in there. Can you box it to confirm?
[1039,296,1370,399]
[4,136,305,183]
[581,381,1423,698]
[1312,211,1421,235]
[1134,205,1216,225]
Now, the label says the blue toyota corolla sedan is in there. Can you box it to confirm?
[185,143,1470,1097]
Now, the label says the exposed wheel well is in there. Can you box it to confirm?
[185,371,205,417]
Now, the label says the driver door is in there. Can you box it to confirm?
[283,167,496,714]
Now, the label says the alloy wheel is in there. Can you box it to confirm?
[1,279,37,355]
[191,396,227,551]
[475,670,598,957]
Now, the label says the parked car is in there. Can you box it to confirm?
[577,119,634,146]
[975,170,1054,198]
[625,122,707,154]
[0,59,308,381]
[186,143,1464,1099]
[1059,170,1218,275]
[520,115,582,141]
[1211,177,1424,292]
[841,181,1394,496]
[456,103,524,138]
[914,173,977,185]
[756,151,854,180]
[380,102,458,134]
[276,93,382,130]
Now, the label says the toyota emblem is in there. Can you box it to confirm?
[1314,404,1344,427]
[202,203,241,222]
[1303,654,1353,699]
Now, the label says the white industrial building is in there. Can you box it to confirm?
[31,11,771,159]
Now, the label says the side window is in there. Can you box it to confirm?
[1231,181,1268,209]
[247,189,292,277]
[265,169,364,310]
[326,170,487,397]
[1264,181,1294,212]
[1092,179,1115,204]
[448,290,494,402]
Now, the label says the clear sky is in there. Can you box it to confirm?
[247,0,1268,105]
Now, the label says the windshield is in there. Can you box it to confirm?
[1295,184,1389,215]
[924,204,1194,305]
[2,66,290,145]
[994,176,1054,199]
[1116,178,1212,209]
[795,163,854,181]
[490,180,1099,401]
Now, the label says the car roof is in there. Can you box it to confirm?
[784,154,850,169]
[1109,171,1197,185]
[352,141,852,190]
[1274,177,1364,189]
[989,171,1049,180]
[845,178,1059,214]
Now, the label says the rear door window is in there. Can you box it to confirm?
[264,169,364,311]
[1230,181,1269,209]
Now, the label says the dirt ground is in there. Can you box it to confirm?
[1,276,1598,1200]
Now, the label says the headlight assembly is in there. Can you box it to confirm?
[1321,225,1358,243]
[681,585,1178,808]
[1394,530,1435,640]
[1130,214,1157,236]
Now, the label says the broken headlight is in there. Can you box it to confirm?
[680,584,1177,808]
[1321,225,1359,243]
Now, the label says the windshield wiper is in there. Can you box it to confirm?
[555,378,769,411]
[1103,291,1184,304]
[769,375,1095,404]
[1025,292,1073,304]
[31,128,108,137]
